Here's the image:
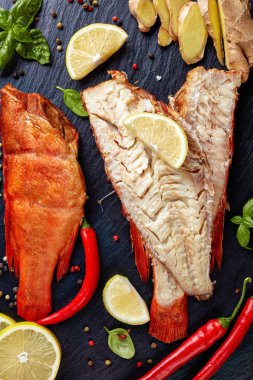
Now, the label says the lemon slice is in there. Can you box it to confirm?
[0,313,15,331]
[103,275,150,325]
[123,112,188,169]
[0,322,61,380]
[66,23,128,80]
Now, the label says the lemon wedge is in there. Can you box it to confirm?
[0,322,61,380]
[123,112,188,169]
[66,23,128,80]
[103,275,150,325]
[0,313,15,331]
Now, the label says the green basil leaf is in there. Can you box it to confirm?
[236,224,250,248]
[230,216,242,225]
[105,327,135,359]
[0,31,7,42]
[0,31,15,70]
[15,29,50,64]
[0,8,13,30]
[242,216,253,229]
[56,87,88,117]
[243,198,253,217]
[11,0,42,28]
[12,26,32,42]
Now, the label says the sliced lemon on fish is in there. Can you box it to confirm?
[66,23,128,80]
[123,112,188,169]
[0,322,61,380]
[103,275,150,325]
[0,313,15,331]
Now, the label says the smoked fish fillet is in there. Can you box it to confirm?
[0,84,86,321]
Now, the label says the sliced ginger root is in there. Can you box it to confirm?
[198,0,224,65]
[178,2,208,64]
[166,0,190,40]
[129,0,157,32]
[154,0,173,46]
[218,0,253,83]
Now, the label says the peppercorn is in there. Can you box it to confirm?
[56,38,62,45]
[5,294,10,301]
[83,326,90,332]
[10,267,15,273]
[51,11,57,18]
[88,339,94,346]
[148,52,155,59]
[14,294,18,300]
[235,288,241,294]
[136,361,143,368]
[132,63,138,70]
[118,333,127,340]
[3,256,7,262]
[151,342,157,349]
[77,278,83,286]
[0,142,2,147]
[13,287,18,293]
[0,291,3,298]
[9,302,14,308]
[70,266,76,273]
[4,266,8,272]
[57,22,64,30]
[12,0,17,3]
[74,265,81,272]
[0,263,3,269]
[14,301,17,307]
[13,72,19,80]
[0,193,3,198]
[92,0,98,6]
[57,45,63,52]
[77,0,84,3]
[87,360,94,367]
[88,5,93,11]
[83,3,89,9]
[147,358,153,364]
[112,16,118,23]
[105,359,111,366]
[18,70,25,77]
[34,16,39,22]
[0,164,2,170]
[68,0,74,2]
[0,270,3,278]
[116,19,122,27]
[113,234,119,242]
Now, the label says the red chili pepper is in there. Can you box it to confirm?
[193,294,253,380]
[37,218,100,325]
[138,278,251,380]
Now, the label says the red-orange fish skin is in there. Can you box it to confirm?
[0,84,86,321]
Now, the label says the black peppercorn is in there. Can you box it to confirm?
[4,265,8,272]
[51,11,57,18]
[0,270,3,277]
[18,70,25,77]
[116,19,122,27]
[0,263,4,269]
[13,72,19,80]
[57,22,64,30]
[148,52,155,59]
[56,38,62,45]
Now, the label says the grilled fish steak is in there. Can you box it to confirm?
[173,67,241,269]
[0,85,86,321]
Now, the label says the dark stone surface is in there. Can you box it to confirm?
[0,1,253,379]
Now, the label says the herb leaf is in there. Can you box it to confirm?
[242,216,253,229]
[11,0,42,28]
[0,31,15,70]
[0,8,13,30]
[15,29,50,64]
[12,26,32,43]
[56,87,88,117]
[105,327,135,359]
[230,216,242,225]
[236,224,250,248]
[243,199,253,217]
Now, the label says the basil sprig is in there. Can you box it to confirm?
[231,199,253,249]
[56,87,88,117]
[0,0,50,70]
[104,327,135,359]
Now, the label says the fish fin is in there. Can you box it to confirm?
[149,259,188,343]
[56,224,80,281]
[129,221,150,282]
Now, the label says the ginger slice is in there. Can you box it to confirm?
[166,0,190,40]
[218,0,253,83]
[154,0,173,46]
[198,0,224,65]
[178,2,208,64]
[129,0,157,32]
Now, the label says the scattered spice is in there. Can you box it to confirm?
[57,22,64,30]
[105,359,111,366]
[56,38,62,45]
[112,16,118,23]
[0,291,3,298]
[0,193,2,198]
[34,16,39,22]
[148,52,155,59]
[12,0,17,4]
[18,70,25,77]
[0,270,3,277]
[68,0,74,2]
[156,75,162,81]
[9,302,14,308]
[83,326,90,332]
[0,263,3,269]
[151,342,157,349]
[132,63,138,70]
[88,339,95,346]
[57,45,63,52]
[51,11,57,19]
[14,295,17,300]
[74,265,81,272]
[77,0,84,3]
[147,358,153,364]
[87,360,94,367]
[88,5,94,11]
[118,333,127,340]
[13,72,19,79]
[4,266,8,272]
[83,3,89,10]
[116,19,122,27]
[92,0,98,7]
[13,287,18,293]
[10,267,15,273]
[70,266,76,273]
[3,256,7,262]
[77,278,83,286]
[136,361,143,368]
[5,294,10,301]
[235,288,241,294]
[113,234,119,242]
[14,301,17,307]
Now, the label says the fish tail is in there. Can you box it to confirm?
[130,221,150,282]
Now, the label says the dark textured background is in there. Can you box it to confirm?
[1,0,253,379]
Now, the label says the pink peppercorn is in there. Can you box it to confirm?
[70,266,76,273]
[113,234,119,242]
[88,5,93,11]
[89,340,95,347]
[132,63,138,70]
[74,265,81,272]
[136,361,143,368]
[112,16,118,22]
[77,0,83,3]
[68,0,74,2]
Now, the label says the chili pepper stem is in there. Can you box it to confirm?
[219,277,252,328]
[82,217,91,229]
[104,326,110,334]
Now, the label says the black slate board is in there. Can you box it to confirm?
[1,1,253,379]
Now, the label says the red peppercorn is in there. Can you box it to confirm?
[88,5,93,11]
[118,333,127,340]
[113,234,119,242]
[77,0,83,3]
[70,266,76,273]
[112,16,118,22]
[68,0,74,2]
[132,63,138,70]
[88,340,95,347]
[74,265,81,272]
[136,361,143,368]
